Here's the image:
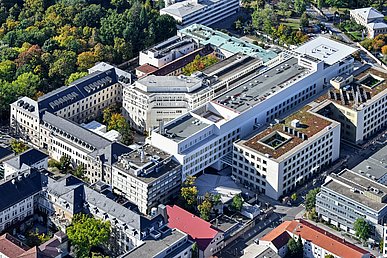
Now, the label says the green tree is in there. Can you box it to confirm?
[325,254,334,258]
[0,60,16,81]
[182,54,218,75]
[379,240,384,253]
[181,176,198,207]
[67,213,110,258]
[317,0,324,8]
[305,188,320,212]
[66,71,88,85]
[294,0,306,14]
[287,237,303,257]
[308,207,318,221]
[59,155,71,173]
[107,113,133,145]
[198,194,213,221]
[231,194,243,211]
[73,164,85,179]
[291,193,297,202]
[300,12,309,28]
[354,217,371,243]
[235,19,243,32]
[10,139,29,154]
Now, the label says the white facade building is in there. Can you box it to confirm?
[139,36,196,68]
[232,105,341,199]
[313,65,387,144]
[124,54,263,132]
[3,149,48,181]
[160,0,240,27]
[350,7,387,38]
[150,37,357,180]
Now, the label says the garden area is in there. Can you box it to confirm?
[360,34,387,64]
[337,20,365,42]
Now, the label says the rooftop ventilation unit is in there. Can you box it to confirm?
[290,119,300,128]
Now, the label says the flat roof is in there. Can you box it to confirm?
[214,57,308,112]
[143,36,194,58]
[123,228,191,257]
[163,114,211,142]
[113,145,180,184]
[352,145,387,180]
[241,244,280,258]
[136,75,202,93]
[294,36,357,65]
[324,169,387,211]
[315,65,387,109]
[242,105,333,159]
[179,24,278,62]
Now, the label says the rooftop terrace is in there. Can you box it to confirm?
[242,105,333,159]
[214,57,308,112]
[179,24,278,62]
[316,65,387,109]
[114,145,181,184]
[143,36,194,58]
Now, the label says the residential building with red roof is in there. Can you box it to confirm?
[259,219,371,258]
[166,205,224,258]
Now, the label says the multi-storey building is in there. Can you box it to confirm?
[232,105,341,199]
[178,24,279,62]
[352,144,387,185]
[124,53,263,132]
[121,227,193,258]
[112,145,182,214]
[139,36,197,69]
[0,170,46,233]
[3,148,48,180]
[316,169,387,239]
[313,64,387,144]
[259,219,371,258]
[10,67,127,147]
[40,174,170,256]
[160,0,240,27]
[350,7,387,38]
[150,37,357,180]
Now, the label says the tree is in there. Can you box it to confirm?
[182,54,218,75]
[300,12,309,28]
[10,139,29,154]
[305,188,320,212]
[291,193,297,202]
[294,0,306,14]
[308,207,318,221]
[67,213,110,258]
[325,254,334,258]
[0,60,16,81]
[107,113,133,145]
[354,217,371,243]
[198,194,213,221]
[234,19,243,32]
[379,240,384,253]
[59,155,71,173]
[381,45,387,55]
[317,0,324,8]
[287,237,303,257]
[181,176,198,207]
[73,164,85,179]
[231,194,243,212]
[66,71,88,85]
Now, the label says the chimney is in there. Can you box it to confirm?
[157,204,168,223]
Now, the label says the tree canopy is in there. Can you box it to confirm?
[305,188,320,212]
[67,213,111,258]
[354,217,371,243]
[287,237,303,258]
[0,0,176,119]
[231,194,243,212]
[10,139,29,154]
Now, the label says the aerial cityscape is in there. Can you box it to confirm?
[0,0,386,257]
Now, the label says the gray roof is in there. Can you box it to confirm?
[38,68,118,114]
[353,145,387,181]
[214,57,307,112]
[122,228,191,257]
[89,142,132,165]
[42,112,112,150]
[352,7,384,20]
[0,169,46,211]
[324,169,387,211]
[4,148,47,170]
[48,174,163,231]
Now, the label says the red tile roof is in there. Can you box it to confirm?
[0,234,29,258]
[136,64,158,75]
[167,205,220,251]
[260,220,370,258]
